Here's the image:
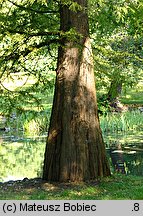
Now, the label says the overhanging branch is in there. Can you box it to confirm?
[7,0,59,14]
[2,38,60,61]
[8,29,60,37]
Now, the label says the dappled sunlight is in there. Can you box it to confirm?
[0,174,143,200]
[124,95,131,99]
[79,37,96,95]
[1,74,36,91]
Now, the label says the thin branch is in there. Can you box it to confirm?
[2,38,60,61]
[7,0,59,14]
[0,80,13,92]
[8,29,60,37]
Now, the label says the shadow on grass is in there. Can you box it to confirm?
[0,175,143,200]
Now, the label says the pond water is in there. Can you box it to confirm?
[0,131,46,182]
[0,130,143,182]
[104,131,143,176]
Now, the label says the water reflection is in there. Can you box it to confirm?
[0,131,143,182]
[104,132,143,176]
[0,131,46,182]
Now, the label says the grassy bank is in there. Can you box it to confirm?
[0,174,143,200]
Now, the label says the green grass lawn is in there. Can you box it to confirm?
[121,81,143,105]
[0,174,143,200]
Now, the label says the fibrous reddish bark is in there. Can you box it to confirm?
[43,0,110,182]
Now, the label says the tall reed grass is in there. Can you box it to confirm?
[4,108,143,136]
[100,110,143,133]
[5,110,51,136]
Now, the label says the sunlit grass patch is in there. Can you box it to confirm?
[121,81,143,105]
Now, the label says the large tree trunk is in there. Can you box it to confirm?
[43,0,110,182]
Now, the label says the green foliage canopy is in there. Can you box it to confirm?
[0,0,143,115]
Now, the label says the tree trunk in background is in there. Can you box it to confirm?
[43,0,111,182]
[107,79,123,110]
[107,80,122,102]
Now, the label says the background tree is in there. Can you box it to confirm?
[89,0,143,111]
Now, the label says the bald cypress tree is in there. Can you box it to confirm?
[43,0,110,182]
